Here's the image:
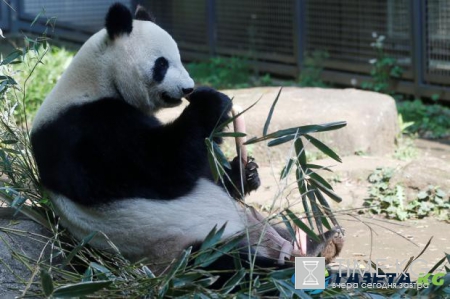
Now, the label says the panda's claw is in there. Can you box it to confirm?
[244,157,260,193]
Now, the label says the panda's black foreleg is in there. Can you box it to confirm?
[223,156,261,200]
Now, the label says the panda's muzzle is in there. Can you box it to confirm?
[161,92,182,106]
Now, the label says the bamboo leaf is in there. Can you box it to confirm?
[1,139,18,145]
[320,213,332,231]
[61,232,98,268]
[267,134,295,147]
[194,238,242,267]
[0,50,22,66]
[193,276,219,288]
[314,190,339,227]
[280,214,297,241]
[40,269,54,297]
[215,97,261,133]
[142,266,155,279]
[82,267,93,282]
[199,223,225,251]
[198,237,241,268]
[0,81,7,93]
[310,180,343,203]
[304,134,342,163]
[308,170,333,190]
[307,192,325,236]
[280,159,295,179]
[30,10,43,27]
[172,272,203,288]
[302,194,314,230]
[295,138,307,165]
[295,168,306,195]
[212,141,231,169]
[305,163,332,172]
[296,168,314,228]
[222,268,246,294]
[245,121,347,145]
[52,281,112,298]
[427,256,447,274]
[205,139,221,182]
[90,262,115,280]
[263,87,282,136]
[285,209,320,242]
[213,131,246,138]
[160,247,192,294]
[11,194,27,209]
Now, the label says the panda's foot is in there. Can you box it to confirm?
[278,240,294,265]
[245,157,260,193]
[322,228,345,264]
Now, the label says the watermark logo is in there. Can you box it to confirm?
[294,257,325,290]
[290,258,447,292]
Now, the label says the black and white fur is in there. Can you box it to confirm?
[30,4,295,273]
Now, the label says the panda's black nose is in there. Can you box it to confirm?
[182,88,194,95]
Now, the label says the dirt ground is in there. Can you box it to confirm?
[245,138,450,276]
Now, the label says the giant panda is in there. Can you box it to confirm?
[31,3,343,282]
[30,3,300,272]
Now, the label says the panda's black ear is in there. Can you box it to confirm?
[135,5,155,22]
[105,3,133,39]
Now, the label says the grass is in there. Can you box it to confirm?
[6,45,74,123]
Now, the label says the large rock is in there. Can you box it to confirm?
[0,208,50,298]
[158,87,399,162]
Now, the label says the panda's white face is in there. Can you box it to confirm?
[108,20,194,113]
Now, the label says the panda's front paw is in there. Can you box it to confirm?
[245,157,261,193]
[187,87,232,130]
[226,156,261,200]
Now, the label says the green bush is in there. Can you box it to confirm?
[397,99,450,139]
[362,34,403,97]
[298,51,329,87]
[187,56,251,89]
[9,45,74,121]
[363,34,450,140]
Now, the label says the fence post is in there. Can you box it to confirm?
[410,0,425,96]
[7,0,19,34]
[294,0,306,78]
[206,0,216,56]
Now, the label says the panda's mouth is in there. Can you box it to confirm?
[161,92,182,106]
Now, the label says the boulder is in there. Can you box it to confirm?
[0,208,51,298]
[157,87,399,163]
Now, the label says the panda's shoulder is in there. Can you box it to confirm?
[48,97,157,127]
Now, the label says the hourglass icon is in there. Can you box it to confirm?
[302,260,319,285]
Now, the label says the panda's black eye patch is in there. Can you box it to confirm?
[153,57,169,83]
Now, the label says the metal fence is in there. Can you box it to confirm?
[0,0,133,43]
[1,0,450,101]
[148,0,450,101]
